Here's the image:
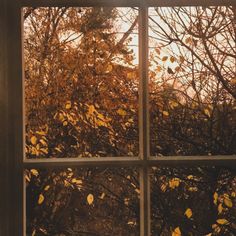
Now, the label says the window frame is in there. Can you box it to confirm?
[1,0,236,235]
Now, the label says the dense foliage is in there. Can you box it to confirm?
[24,6,236,236]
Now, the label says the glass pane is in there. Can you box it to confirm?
[149,7,236,156]
[151,166,236,236]
[24,7,139,158]
[25,167,140,235]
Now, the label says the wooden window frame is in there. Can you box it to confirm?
[1,0,236,235]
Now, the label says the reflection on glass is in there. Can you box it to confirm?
[24,7,139,158]
[25,168,140,235]
[151,166,236,236]
[149,7,236,156]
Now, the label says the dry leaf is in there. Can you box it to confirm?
[184,208,193,218]
[38,194,45,205]
[87,194,94,205]
[30,136,37,145]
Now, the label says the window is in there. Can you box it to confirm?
[1,0,236,235]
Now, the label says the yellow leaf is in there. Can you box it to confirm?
[31,147,37,155]
[163,111,169,116]
[135,188,141,194]
[30,169,39,177]
[36,144,40,150]
[58,113,64,122]
[55,147,62,153]
[30,136,37,145]
[88,105,95,115]
[127,221,135,225]
[117,109,127,116]
[162,56,168,61]
[87,194,94,205]
[184,208,193,218]
[64,180,70,187]
[212,224,221,233]
[218,203,223,214]
[39,139,47,146]
[128,118,133,123]
[38,194,45,205]
[127,72,136,79]
[212,224,218,229]
[32,229,36,236]
[124,198,129,206]
[213,192,218,205]
[204,109,211,117]
[187,175,194,180]
[188,187,198,192]
[44,185,50,191]
[96,119,106,127]
[65,101,71,110]
[170,56,176,63]
[224,197,233,208]
[216,219,229,225]
[172,227,181,236]
[72,178,83,185]
[40,148,48,155]
[99,192,106,199]
[231,192,236,197]
[63,121,68,126]
[161,183,167,192]
[169,101,178,109]
[169,178,180,189]
[36,130,46,136]
[97,113,105,121]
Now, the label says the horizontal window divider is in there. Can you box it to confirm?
[23,155,236,168]
[20,0,142,7]
[147,0,236,7]
[23,157,145,168]
[149,155,236,167]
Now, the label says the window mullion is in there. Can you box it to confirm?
[139,5,151,236]
[23,157,143,168]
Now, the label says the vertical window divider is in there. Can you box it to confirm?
[139,3,151,236]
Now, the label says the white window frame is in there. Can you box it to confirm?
[1,0,236,235]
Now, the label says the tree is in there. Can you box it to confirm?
[24,7,139,158]
[149,6,236,156]
[24,6,236,236]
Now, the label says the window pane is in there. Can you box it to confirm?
[149,7,236,156]
[151,166,236,236]
[25,167,140,235]
[24,7,139,158]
